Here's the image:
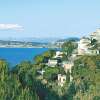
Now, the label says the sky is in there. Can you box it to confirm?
[0,0,100,39]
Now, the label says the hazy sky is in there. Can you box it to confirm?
[0,0,100,39]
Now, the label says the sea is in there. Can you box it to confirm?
[0,48,49,68]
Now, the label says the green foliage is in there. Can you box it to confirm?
[44,67,59,81]
[62,82,76,100]
[93,96,100,100]
[72,55,100,99]
[0,60,39,100]
[34,50,56,65]
[34,55,44,64]
[91,39,100,49]
[66,70,70,83]
[91,39,97,45]
[0,59,61,100]
[62,41,77,58]
[43,50,56,58]
[0,59,9,81]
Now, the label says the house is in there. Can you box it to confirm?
[53,51,63,58]
[78,37,99,55]
[78,37,100,55]
[78,28,100,55]
[78,37,91,55]
[58,74,66,87]
[62,61,74,82]
[47,59,58,67]
[62,61,74,73]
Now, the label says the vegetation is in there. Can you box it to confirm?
[62,41,77,59]
[0,42,100,100]
[0,60,39,100]
[34,50,56,63]
[72,55,100,100]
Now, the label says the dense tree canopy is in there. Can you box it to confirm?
[0,60,39,100]
[72,55,100,100]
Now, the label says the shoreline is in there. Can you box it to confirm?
[0,46,60,49]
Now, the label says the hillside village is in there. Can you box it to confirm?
[37,28,100,85]
[34,28,100,99]
[0,29,100,100]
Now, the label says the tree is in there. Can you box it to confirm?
[93,96,100,100]
[0,60,39,100]
[43,50,56,59]
[62,41,77,58]
[62,82,76,100]
[0,59,9,81]
[34,55,44,64]
[44,67,59,81]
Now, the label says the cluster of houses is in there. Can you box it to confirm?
[37,51,74,87]
[37,28,100,87]
[78,29,100,55]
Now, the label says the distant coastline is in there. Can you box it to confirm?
[0,40,60,48]
[0,37,79,48]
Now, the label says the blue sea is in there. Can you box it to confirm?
[0,48,49,67]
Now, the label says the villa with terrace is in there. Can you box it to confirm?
[78,34,100,55]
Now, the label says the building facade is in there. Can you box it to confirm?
[58,74,66,87]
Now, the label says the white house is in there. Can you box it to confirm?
[78,37,91,55]
[53,51,63,58]
[62,61,74,82]
[58,74,66,87]
[47,59,58,67]
[78,36,100,55]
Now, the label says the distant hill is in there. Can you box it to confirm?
[0,37,80,48]
[56,37,80,42]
